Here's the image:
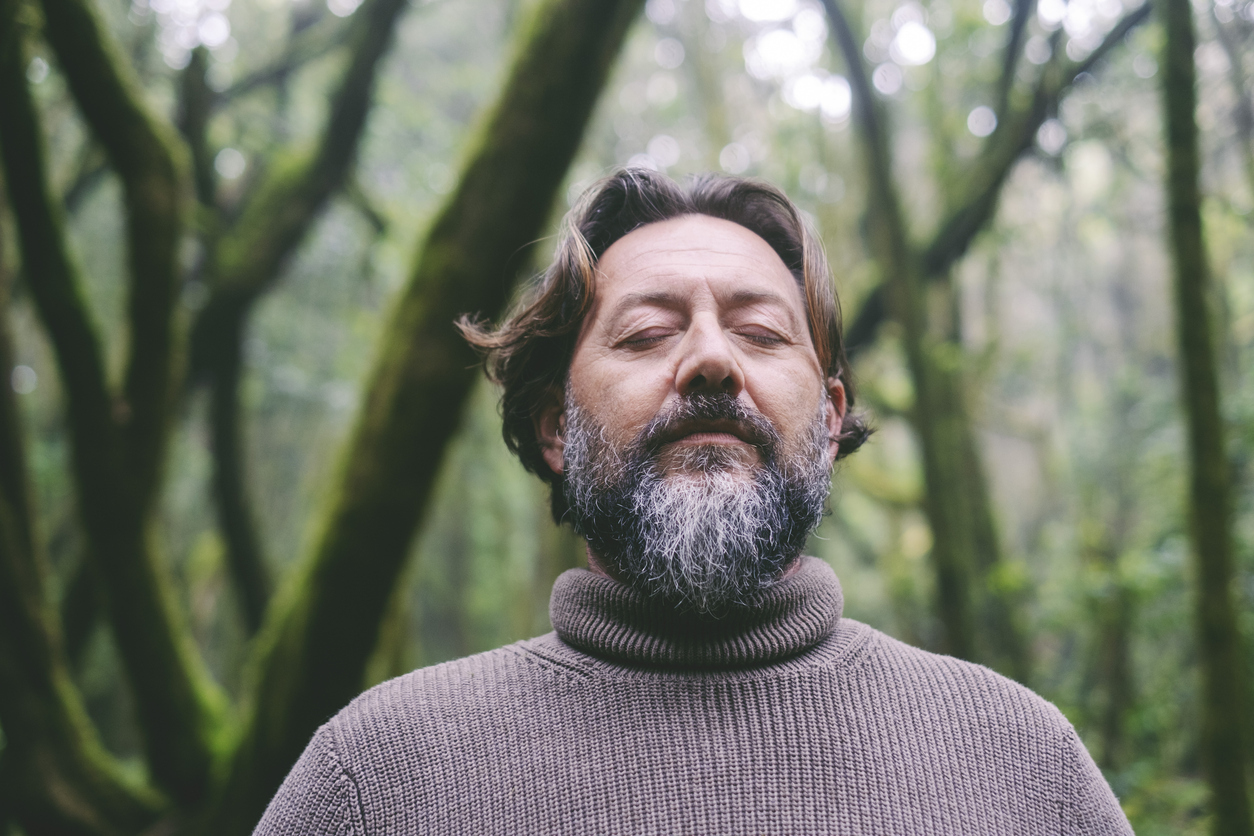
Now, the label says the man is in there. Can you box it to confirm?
[255,170,1132,834]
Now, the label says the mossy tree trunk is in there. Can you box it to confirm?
[0,66,160,834]
[0,0,227,808]
[823,0,1147,680]
[203,0,645,830]
[1158,0,1253,831]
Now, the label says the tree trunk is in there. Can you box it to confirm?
[0,0,224,806]
[0,169,160,836]
[1158,0,1253,831]
[202,0,645,829]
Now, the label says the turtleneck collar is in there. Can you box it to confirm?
[548,556,843,669]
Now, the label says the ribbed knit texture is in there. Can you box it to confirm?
[255,558,1133,835]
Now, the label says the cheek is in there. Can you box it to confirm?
[568,360,672,443]
[747,362,826,424]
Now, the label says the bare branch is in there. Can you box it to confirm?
[1209,7,1254,195]
[178,46,216,206]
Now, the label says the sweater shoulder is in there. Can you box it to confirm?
[846,619,1075,736]
[331,641,539,732]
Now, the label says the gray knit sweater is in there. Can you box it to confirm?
[255,558,1133,835]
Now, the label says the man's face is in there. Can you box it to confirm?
[537,214,847,609]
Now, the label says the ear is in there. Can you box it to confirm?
[824,377,848,466]
[534,389,566,476]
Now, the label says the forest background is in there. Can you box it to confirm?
[0,0,1251,831]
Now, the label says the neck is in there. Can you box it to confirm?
[549,555,844,668]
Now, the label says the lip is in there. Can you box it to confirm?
[653,419,762,448]
[670,431,746,446]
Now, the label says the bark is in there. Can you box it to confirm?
[61,142,108,216]
[1158,0,1253,831]
[0,0,223,806]
[0,170,160,836]
[1085,532,1133,771]
[203,0,645,829]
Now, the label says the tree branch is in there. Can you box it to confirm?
[921,3,1150,278]
[0,0,222,806]
[205,0,647,829]
[840,8,1149,355]
[822,0,916,330]
[844,283,887,358]
[188,0,411,636]
[996,0,1035,119]
[1210,8,1254,198]
[61,141,108,216]
[220,11,348,102]
[209,316,270,635]
[0,102,160,836]
[178,46,216,207]
[40,0,191,509]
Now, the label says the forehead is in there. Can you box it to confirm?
[592,214,803,310]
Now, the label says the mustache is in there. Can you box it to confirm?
[633,394,780,460]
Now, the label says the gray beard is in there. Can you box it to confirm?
[560,393,833,613]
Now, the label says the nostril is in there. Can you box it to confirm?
[687,374,706,392]
[721,375,736,391]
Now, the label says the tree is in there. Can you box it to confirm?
[1158,0,1253,830]
[0,0,645,830]
[822,0,1148,680]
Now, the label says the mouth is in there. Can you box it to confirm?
[651,419,764,450]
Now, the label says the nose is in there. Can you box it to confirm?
[675,315,744,397]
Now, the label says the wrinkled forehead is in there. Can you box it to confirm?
[589,215,806,313]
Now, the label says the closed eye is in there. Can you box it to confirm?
[735,329,787,346]
[617,329,676,349]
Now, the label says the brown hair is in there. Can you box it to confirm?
[459,169,870,502]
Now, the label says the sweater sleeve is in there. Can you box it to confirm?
[1061,727,1134,836]
[253,724,365,836]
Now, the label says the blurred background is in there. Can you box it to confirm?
[1,0,1252,832]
